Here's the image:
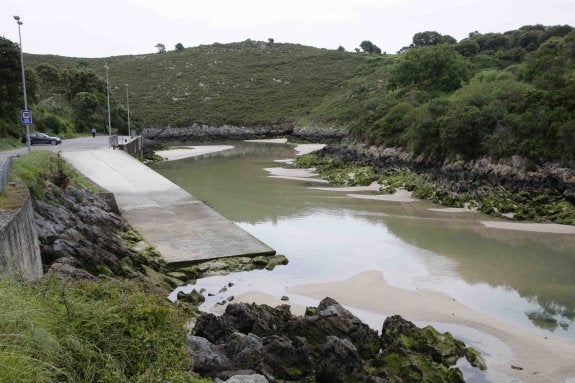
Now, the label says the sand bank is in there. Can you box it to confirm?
[481,221,575,234]
[428,207,478,213]
[209,272,575,382]
[244,138,288,144]
[264,167,328,183]
[310,181,381,192]
[348,189,416,202]
[156,145,234,161]
[294,144,326,156]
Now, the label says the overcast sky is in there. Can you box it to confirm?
[2,0,574,58]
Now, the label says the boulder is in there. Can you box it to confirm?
[190,298,482,382]
[187,335,232,374]
[315,336,365,383]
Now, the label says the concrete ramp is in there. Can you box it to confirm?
[63,150,275,266]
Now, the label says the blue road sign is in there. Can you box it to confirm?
[21,110,32,125]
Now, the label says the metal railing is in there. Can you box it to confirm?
[0,156,14,193]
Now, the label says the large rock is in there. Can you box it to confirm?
[187,335,233,374]
[287,297,381,359]
[190,297,483,382]
[315,336,366,383]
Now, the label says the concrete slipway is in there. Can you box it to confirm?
[62,150,275,266]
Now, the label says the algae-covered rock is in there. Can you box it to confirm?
[465,347,487,370]
[264,255,289,270]
[177,289,205,305]
[190,297,484,382]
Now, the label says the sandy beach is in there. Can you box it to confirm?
[310,181,381,192]
[294,143,326,155]
[481,220,575,234]
[222,271,575,383]
[155,145,234,161]
[348,188,416,202]
[264,167,329,183]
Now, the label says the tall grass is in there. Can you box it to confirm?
[0,276,209,383]
[9,151,99,199]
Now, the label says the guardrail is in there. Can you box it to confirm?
[0,156,14,194]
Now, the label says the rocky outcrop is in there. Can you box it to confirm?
[33,180,289,285]
[142,123,347,143]
[31,181,176,285]
[320,143,575,197]
[188,298,485,382]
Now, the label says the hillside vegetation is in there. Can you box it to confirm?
[2,25,574,165]
[24,40,382,129]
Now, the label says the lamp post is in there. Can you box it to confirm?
[14,15,31,153]
[104,64,112,137]
[125,84,131,138]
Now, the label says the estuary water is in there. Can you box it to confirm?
[152,141,575,346]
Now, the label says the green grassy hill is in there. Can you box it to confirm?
[26,40,388,128]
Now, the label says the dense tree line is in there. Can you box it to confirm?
[349,25,575,166]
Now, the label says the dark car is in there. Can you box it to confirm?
[21,132,62,145]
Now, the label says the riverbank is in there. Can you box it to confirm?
[296,144,575,226]
[223,270,575,383]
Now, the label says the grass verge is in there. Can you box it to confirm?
[0,276,210,383]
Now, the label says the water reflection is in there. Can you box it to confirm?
[152,141,575,339]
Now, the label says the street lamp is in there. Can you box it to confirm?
[125,84,131,138]
[14,15,31,153]
[104,64,112,137]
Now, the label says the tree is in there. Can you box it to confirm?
[175,43,184,52]
[411,31,457,47]
[359,40,382,54]
[63,68,105,100]
[389,45,471,92]
[268,38,274,44]
[455,39,480,57]
[0,36,22,136]
[155,43,166,53]
[337,45,346,52]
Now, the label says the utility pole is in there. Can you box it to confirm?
[125,84,131,137]
[14,15,31,153]
[105,64,112,137]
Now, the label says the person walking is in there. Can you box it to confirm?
[91,127,96,138]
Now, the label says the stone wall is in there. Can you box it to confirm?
[0,181,43,280]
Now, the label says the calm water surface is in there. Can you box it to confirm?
[153,142,575,345]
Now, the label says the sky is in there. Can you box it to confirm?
[2,0,574,58]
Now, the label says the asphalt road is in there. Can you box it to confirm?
[0,135,113,162]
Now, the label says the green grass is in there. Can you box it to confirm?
[9,151,99,199]
[0,276,210,383]
[0,137,25,151]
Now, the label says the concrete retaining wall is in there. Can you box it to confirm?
[0,181,43,280]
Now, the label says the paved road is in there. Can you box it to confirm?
[0,135,111,162]
[3,136,275,265]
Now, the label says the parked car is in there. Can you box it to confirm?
[21,132,62,145]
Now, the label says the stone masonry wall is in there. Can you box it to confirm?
[0,181,43,280]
